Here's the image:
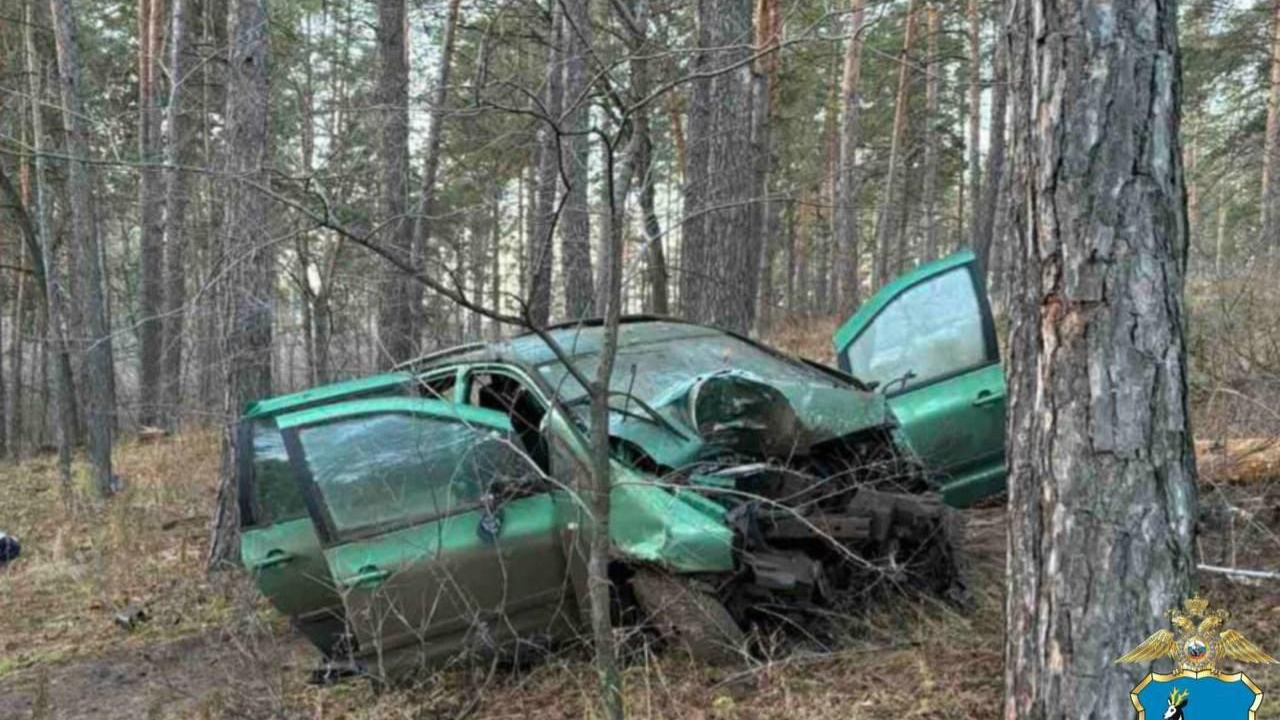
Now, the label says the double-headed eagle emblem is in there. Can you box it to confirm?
[1116,594,1277,673]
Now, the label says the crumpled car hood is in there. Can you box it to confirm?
[606,369,893,468]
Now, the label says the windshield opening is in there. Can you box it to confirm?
[536,332,843,406]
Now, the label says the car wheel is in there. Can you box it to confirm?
[630,569,747,666]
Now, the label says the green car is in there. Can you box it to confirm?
[237,250,1007,677]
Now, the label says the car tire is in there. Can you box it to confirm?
[630,569,747,666]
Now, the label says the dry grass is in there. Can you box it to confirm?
[0,430,228,676]
[0,426,1009,719]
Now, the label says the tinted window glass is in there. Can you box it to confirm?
[844,268,989,391]
[252,420,308,524]
[297,414,532,537]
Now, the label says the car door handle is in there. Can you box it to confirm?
[250,549,293,571]
[341,566,392,589]
[973,390,1005,407]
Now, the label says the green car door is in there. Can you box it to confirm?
[237,372,415,657]
[833,250,1006,506]
[276,397,575,679]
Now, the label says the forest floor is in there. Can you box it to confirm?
[0,335,1278,718]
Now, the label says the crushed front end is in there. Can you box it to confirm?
[605,370,965,636]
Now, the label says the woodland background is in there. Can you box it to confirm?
[2,0,1280,715]
[0,0,1277,474]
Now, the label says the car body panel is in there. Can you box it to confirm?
[833,250,1007,505]
[243,372,415,420]
[241,305,1002,667]
[238,373,416,656]
[609,465,736,572]
[322,493,571,674]
[274,397,571,670]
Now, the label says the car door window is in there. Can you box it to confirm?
[246,419,308,526]
[296,413,533,539]
[844,267,991,392]
[464,369,551,473]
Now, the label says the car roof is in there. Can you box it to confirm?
[243,371,413,419]
[403,317,726,372]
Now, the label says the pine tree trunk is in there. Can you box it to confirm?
[679,0,715,321]
[49,0,116,497]
[873,0,917,289]
[208,0,272,568]
[411,0,462,324]
[1002,0,1196,712]
[974,0,1008,280]
[529,3,564,327]
[137,0,165,427]
[376,0,415,363]
[705,0,758,333]
[750,0,779,324]
[21,1,73,491]
[966,0,981,248]
[490,178,502,340]
[817,80,837,311]
[161,0,193,428]
[562,0,595,319]
[834,0,866,312]
[920,3,941,262]
[1262,0,1280,249]
[619,0,669,315]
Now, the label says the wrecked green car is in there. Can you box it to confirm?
[237,250,1006,677]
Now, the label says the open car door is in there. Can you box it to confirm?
[833,250,1006,506]
[276,397,576,679]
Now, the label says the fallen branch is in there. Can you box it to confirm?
[1198,564,1280,581]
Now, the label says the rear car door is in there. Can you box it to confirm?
[237,373,416,657]
[833,251,1006,506]
[276,397,574,678]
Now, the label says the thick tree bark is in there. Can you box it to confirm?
[705,0,758,333]
[1262,0,1280,249]
[376,0,416,363]
[750,0,779,324]
[562,0,595,319]
[872,0,917,289]
[1002,0,1197,713]
[208,0,272,568]
[161,0,194,428]
[679,0,715,321]
[529,3,565,327]
[834,0,866,312]
[411,0,462,326]
[137,0,165,426]
[196,0,225,413]
[920,3,940,262]
[49,0,116,497]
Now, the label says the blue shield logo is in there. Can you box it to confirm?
[1131,670,1263,720]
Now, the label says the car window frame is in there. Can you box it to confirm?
[458,363,552,410]
[278,402,529,546]
[236,381,420,530]
[842,262,999,398]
